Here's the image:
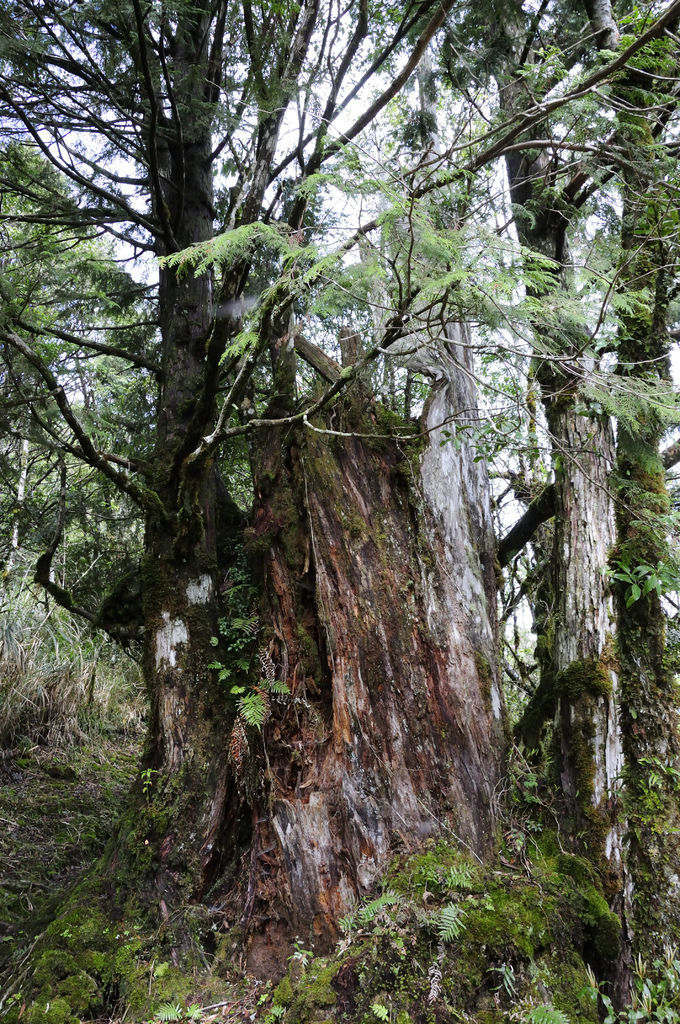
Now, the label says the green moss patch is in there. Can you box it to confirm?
[257,839,612,1024]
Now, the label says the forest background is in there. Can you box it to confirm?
[3,0,680,1021]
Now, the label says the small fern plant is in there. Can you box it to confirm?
[154,1003,202,1023]
[230,678,290,729]
[523,1007,569,1024]
[339,890,402,934]
[443,863,474,891]
[437,902,466,942]
[155,1004,182,1023]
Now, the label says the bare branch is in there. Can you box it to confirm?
[498,484,556,567]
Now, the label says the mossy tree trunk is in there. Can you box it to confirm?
[501,134,624,879]
[545,402,622,871]
[0,0,509,995]
[497,28,627,992]
[230,330,505,960]
[612,104,680,954]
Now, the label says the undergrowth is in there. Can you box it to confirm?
[0,583,144,747]
[1,596,679,1024]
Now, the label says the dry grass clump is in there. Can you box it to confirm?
[0,585,145,750]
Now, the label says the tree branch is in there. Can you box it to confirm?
[325,0,456,156]
[663,439,680,471]
[498,484,556,567]
[19,320,162,377]
[294,333,341,382]
[34,456,96,624]
[1,328,168,519]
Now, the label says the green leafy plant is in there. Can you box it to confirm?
[371,1002,390,1021]
[339,890,402,934]
[357,891,402,926]
[443,863,474,891]
[587,947,680,1023]
[208,612,260,685]
[640,756,680,792]
[289,938,314,970]
[524,1008,569,1024]
[141,767,158,800]
[608,557,680,608]
[437,902,466,942]
[231,677,290,731]
[154,1003,202,1023]
[155,1003,183,1022]
[489,961,516,998]
[264,1005,286,1024]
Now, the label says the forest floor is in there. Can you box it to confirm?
[0,735,275,1024]
[0,738,140,976]
[0,726,633,1024]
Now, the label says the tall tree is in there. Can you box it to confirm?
[3,1,680,1017]
[0,0,507,985]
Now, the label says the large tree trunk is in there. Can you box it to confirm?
[222,332,505,960]
[126,298,506,970]
[546,401,622,866]
[612,121,680,956]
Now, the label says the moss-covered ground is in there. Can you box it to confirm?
[0,741,139,960]
[0,733,661,1024]
[0,733,619,1024]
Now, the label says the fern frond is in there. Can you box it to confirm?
[437,902,466,942]
[443,864,474,891]
[526,1007,570,1024]
[357,890,402,925]
[237,690,269,729]
[339,910,356,934]
[155,1003,182,1022]
[266,679,290,695]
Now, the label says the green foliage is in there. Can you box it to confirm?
[141,768,158,799]
[521,1007,570,1024]
[608,556,680,607]
[436,902,466,943]
[208,612,259,682]
[235,689,269,729]
[207,557,259,686]
[160,223,295,278]
[339,890,402,934]
[590,947,680,1023]
[153,1003,203,1023]
[155,1003,183,1022]
[489,961,516,998]
[264,1004,286,1024]
[442,863,474,891]
[638,756,680,798]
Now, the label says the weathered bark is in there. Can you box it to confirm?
[497,15,627,992]
[502,162,623,868]
[612,107,680,954]
[548,401,623,875]
[236,330,505,955]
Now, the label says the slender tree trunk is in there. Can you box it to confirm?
[6,437,28,574]
[499,53,627,993]
[612,117,680,954]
